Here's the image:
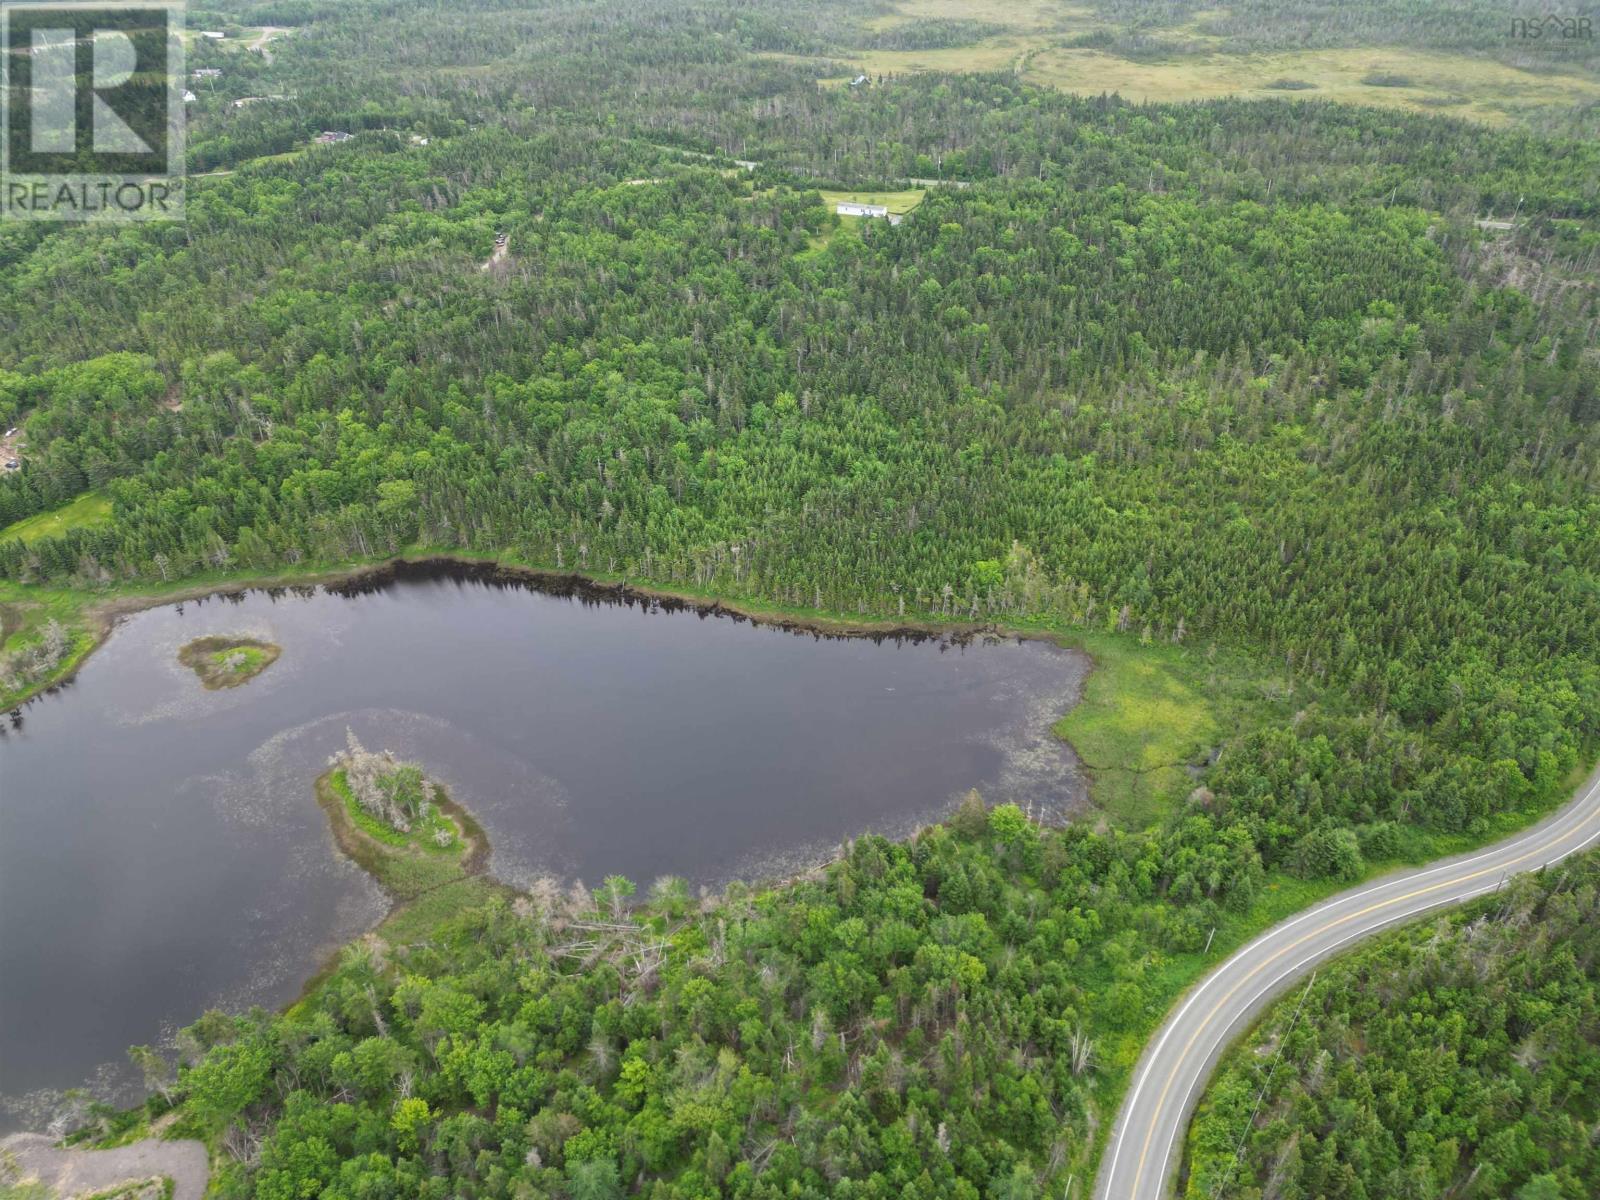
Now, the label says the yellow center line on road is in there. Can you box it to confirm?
[1126,787,1600,1197]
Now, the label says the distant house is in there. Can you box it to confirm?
[200,30,226,39]
[193,67,222,79]
[409,134,430,146]
[315,130,354,144]
[836,202,889,219]
[849,74,868,88]
[183,89,197,103]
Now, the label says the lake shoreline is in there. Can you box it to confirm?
[1,555,1097,1122]
[5,551,1083,712]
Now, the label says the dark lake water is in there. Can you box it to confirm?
[0,565,1087,1127]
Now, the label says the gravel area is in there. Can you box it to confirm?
[0,1132,208,1200]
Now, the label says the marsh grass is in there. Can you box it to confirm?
[1053,630,1296,830]
[177,636,280,689]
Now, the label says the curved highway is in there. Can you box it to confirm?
[1096,760,1600,1200]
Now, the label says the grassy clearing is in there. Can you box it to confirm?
[846,36,1043,78]
[0,492,112,545]
[0,579,94,644]
[808,1,1600,129]
[836,0,1100,78]
[0,580,101,709]
[1053,630,1295,830]
[1024,44,1600,126]
[818,187,927,215]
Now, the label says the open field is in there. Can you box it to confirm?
[815,0,1600,128]
[1054,630,1295,830]
[847,35,1050,78]
[1025,45,1600,126]
[818,187,927,215]
[0,493,112,546]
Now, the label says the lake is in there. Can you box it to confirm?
[0,563,1087,1127]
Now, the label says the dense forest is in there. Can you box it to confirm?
[103,797,1278,1198]
[1,0,1598,1195]
[3,13,1596,871]
[1185,851,1600,1200]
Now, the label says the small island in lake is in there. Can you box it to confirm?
[317,731,486,898]
[177,635,280,689]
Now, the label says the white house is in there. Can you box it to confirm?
[200,30,226,39]
[837,202,889,218]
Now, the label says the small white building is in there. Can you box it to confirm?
[183,89,197,103]
[315,130,354,145]
[837,202,889,218]
[193,67,222,79]
[200,30,226,39]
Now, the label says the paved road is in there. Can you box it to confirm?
[1096,760,1600,1200]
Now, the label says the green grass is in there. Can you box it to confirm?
[818,188,926,216]
[319,769,477,900]
[0,579,94,645]
[0,492,112,545]
[0,579,102,709]
[212,644,269,674]
[1054,630,1294,829]
[375,876,506,942]
[786,1,1600,130]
